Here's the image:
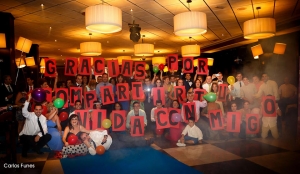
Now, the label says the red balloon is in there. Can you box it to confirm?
[67,134,78,145]
[96,145,106,155]
[59,112,68,121]
[159,64,164,70]
[155,129,164,135]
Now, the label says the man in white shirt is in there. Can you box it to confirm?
[202,76,213,93]
[79,130,112,155]
[177,117,203,147]
[19,94,51,157]
[126,102,147,129]
[229,72,244,109]
[69,100,82,117]
[182,89,207,122]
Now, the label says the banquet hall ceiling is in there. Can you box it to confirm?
[1,0,300,65]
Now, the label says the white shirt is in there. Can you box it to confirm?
[202,83,212,93]
[230,81,244,98]
[170,82,176,86]
[151,107,162,122]
[182,100,207,121]
[182,125,203,140]
[20,101,48,137]
[87,130,112,155]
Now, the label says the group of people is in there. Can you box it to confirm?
[0,68,296,157]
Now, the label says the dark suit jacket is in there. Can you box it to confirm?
[0,83,16,107]
[183,80,194,92]
[25,85,36,93]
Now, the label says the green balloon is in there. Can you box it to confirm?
[204,92,217,102]
[153,66,159,73]
[54,98,64,108]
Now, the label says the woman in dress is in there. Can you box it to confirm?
[210,82,225,115]
[46,103,64,151]
[162,76,173,108]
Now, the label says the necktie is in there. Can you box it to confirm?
[29,86,33,92]
[104,83,106,86]
[37,118,44,136]
[7,85,12,93]
[239,82,242,87]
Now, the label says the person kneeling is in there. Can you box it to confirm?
[177,117,203,147]
[78,130,112,155]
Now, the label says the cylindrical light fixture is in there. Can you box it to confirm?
[0,33,6,48]
[134,43,154,56]
[80,42,102,56]
[207,58,214,66]
[16,36,32,53]
[273,43,286,55]
[25,57,35,66]
[181,45,200,57]
[85,5,122,33]
[15,58,26,68]
[174,11,207,36]
[251,44,263,59]
[117,56,131,65]
[152,57,166,65]
[40,58,45,67]
[193,59,198,67]
[243,18,276,39]
[40,67,45,74]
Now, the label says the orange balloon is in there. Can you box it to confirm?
[96,145,105,155]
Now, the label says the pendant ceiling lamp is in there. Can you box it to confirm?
[117,56,131,65]
[174,0,207,36]
[80,33,102,56]
[182,37,200,57]
[85,1,122,34]
[16,36,32,53]
[0,33,6,48]
[25,57,35,66]
[251,44,263,59]
[134,36,154,56]
[15,58,26,68]
[243,7,276,39]
[152,57,166,65]
[273,43,286,55]
[207,58,214,66]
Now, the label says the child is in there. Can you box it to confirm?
[177,117,203,147]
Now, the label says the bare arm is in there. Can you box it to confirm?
[55,115,62,134]
[62,126,69,146]
[151,73,156,85]
[160,70,163,80]
[15,92,23,106]
[53,72,58,92]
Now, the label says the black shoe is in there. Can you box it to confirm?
[34,147,44,154]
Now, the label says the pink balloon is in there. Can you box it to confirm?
[171,113,181,122]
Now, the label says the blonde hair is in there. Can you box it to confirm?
[88,79,97,89]
[46,102,54,113]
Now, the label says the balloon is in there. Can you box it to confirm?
[204,92,217,102]
[227,76,235,85]
[102,119,112,129]
[163,66,168,72]
[155,129,164,135]
[171,113,181,122]
[96,145,105,155]
[159,64,164,70]
[54,98,64,108]
[153,66,159,73]
[145,64,150,70]
[59,112,68,121]
[31,88,46,102]
[67,134,78,145]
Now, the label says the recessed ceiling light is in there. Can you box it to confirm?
[237,7,246,11]
[61,55,62,56]
[107,41,109,43]
[55,40,57,42]
[41,4,44,7]
[58,49,60,50]
[49,27,52,29]
[130,9,133,12]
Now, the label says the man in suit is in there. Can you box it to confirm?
[0,75,16,107]
[181,73,194,92]
[74,74,83,87]
[26,77,35,92]
[212,72,227,85]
